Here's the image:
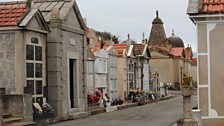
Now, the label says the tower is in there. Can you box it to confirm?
[148,10,167,44]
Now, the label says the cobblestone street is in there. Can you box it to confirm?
[50,92,183,126]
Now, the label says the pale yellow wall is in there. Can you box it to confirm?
[150,58,174,84]
[210,23,224,116]
[15,31,25,94]
[117,57,127,100]
[190,65,197,83]
[197,22,224,124]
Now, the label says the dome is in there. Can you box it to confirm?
[168,32,184,48]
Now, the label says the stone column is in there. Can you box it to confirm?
[177,77,198,126]
[0,88,5,126]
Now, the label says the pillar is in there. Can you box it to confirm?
[177,77,198,126]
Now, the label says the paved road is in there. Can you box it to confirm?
[51,92,183,126]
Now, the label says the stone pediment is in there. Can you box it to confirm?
[20,9,50,33]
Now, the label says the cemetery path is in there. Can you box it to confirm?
[50,91,182,126]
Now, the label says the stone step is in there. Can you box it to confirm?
[6,121,37,126]
[3,117,23,124]
[3,113,12,118]
[69,112,89,120]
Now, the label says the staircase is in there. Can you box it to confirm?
[3,113,36,126]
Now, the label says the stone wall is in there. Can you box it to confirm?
[46,6,87,117]
[0,33,15,93]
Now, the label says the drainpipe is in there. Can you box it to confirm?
[83,34,87,111]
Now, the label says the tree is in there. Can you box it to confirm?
[94,30,119,44]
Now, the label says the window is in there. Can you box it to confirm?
[36,81,42,94]
[25,80,34,95]
[31,37,39,44]
[26,45,34,60]
[26,63,34,77]
[25,37,45,105]
[35,46,42,61]
[35,63,42,78]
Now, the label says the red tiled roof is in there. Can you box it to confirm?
[133,44,145,56]
[169,48,184,57]
[202,0,224,13]
[191,58,197,66]
[114,44,128,57]
[0,5,28,26]
[91,41,111,52]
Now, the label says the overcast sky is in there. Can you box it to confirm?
[0,0,197,54]
[76,0,197,54]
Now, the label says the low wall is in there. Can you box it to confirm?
[3,94,33,121]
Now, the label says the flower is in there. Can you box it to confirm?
[42,103,54,113]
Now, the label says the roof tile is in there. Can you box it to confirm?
[169,48,184,57]
[133,44,145,56]
[0,5,28,27]
[202,0,224,13]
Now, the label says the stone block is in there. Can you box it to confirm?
[47,71,63,87]
[47,100,63,117]
[182,87,194,96]
[177,119,198,126]
[0,52,4,59]
[182,77,192,87]
[2,94,32,121]
[48,86,63,101]
[47,28,62,42]
[47,42,62,57]
[47,57,62,72]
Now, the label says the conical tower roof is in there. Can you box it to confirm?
[148,11,167,44]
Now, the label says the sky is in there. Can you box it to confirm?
[76,0,197,55]
[0,0,197,55]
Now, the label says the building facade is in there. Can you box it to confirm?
[114,44,128,100]
[188,0,224,125]
[0,2,50,104]
[106,45,118,100]
[94,49,109,94]
[148,12,186,89]
[33,0,88,117]
[132,44,151,90]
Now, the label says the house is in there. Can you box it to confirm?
[114,44,128,100]
[0,1,50,123]
[126,44,136,91]
[93,48,109,94]
[86,47,96,94]
[105,43,118,100]
[132,44,151,90]
[187,0,224,125]
[33,0,88,118]
[148,11,187,90]
[86,28,98,48]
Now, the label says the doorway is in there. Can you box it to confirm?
[69,59,77,108]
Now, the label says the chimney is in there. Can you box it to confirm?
[127,34,131,45]
[26,0,34,9]
[142,32,145,44]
